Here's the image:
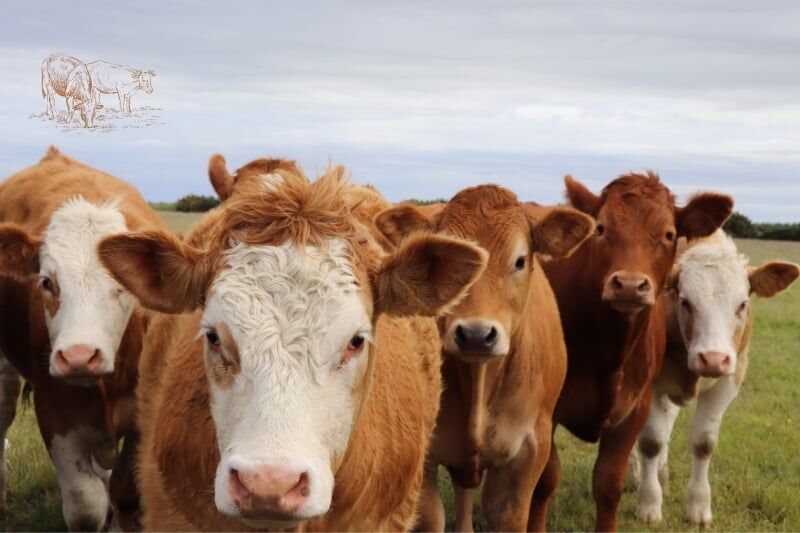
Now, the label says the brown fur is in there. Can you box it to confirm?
[207,153,300,201]
[0,146,166,529]
[375,184,592,531]
[534,173,732,531]
[99,164,488,531]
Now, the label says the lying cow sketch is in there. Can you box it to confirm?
[87,61,155,116]
[40,53,102,129]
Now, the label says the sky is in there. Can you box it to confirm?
[1,0,798,221]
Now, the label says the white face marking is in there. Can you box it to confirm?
[204,239,371,525]
[676,231,749,375]
[40,197,135,379]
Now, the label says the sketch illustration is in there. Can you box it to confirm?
[34,53,161,132]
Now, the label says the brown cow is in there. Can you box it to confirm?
[529,172,732,531]
[635,230,799,525]
[375,185,594,531]
[0,147,165,530]
[97,166,488,530]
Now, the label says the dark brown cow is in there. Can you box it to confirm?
[375,186,594,531]
[529,172,732,531]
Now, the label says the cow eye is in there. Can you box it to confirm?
[205,330,221,348]
[514,256,526,271]
[595,224,605,237]
[665,230,675,242]
[347,334,365,352]
[737,300,748,315]
[40,276,54,293]
[680,298,692,313]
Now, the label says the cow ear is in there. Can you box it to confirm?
[564,175,600,215]
[530,207,594,259]
[131,70,141,79]
[374,204,438,247]
[748,261,799,297]
[373,233,487,317]
[676,193,733,240]
[208,153,234,201]
[98,231,215,314]
[0,224,41,279]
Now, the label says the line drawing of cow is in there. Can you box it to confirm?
[40,53,103,129]
[87,61,155,116]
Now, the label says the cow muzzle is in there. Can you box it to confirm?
[690,351,734,377]
[51,344,111,385]
[444,318,508,362]
[226,464,313,525]
[602,270,655,314]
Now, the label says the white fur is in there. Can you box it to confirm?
[676,230,749,375]
[39,197,135,377]
[203,239,371,526]
[49,427,114,531]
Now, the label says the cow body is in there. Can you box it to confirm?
[99,164,487,530]
[0,147,166,530]
[40,54,101,128]
[87,61,154,116]
[635,231,798,525]
[375,186,594,531]
[530,173,732,531]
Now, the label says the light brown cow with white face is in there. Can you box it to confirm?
[99,167,488,530]
[635,231,799,526]
[376,185,594,531]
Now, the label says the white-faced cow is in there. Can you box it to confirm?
[635,230,799,525]
[87,61,155,116]
[97,165,488,530]
[41,53,102,129]
[0,147,166,530]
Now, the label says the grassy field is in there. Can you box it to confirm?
[1,227,798,531]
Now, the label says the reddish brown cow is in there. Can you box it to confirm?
[530,173,732,531]
[0,147,165,530]
[375,186,594,531]
[98,166,488,530]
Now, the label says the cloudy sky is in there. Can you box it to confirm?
[1,0,798,220]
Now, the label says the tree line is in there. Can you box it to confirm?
[724,212,800,241]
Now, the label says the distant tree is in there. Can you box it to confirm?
[175,194,220,212]
[724,211,756,238]
[403,198,448,206]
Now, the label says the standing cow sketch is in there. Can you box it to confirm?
[40,53,102,129]
[87,61,155,116]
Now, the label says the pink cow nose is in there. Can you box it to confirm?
[228,465,310,519]
[696,351,732,377]
[54,344,104,376]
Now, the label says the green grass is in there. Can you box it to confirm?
[1,236,798,531]
[155,210,203,235]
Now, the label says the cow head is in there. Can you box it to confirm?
[670,231,798,377]
[132,69,155,94]
[0,198,135,385]
[98,169,486,528]
[72,100,102,129]
[375,185,593,363]
[565,173,733,316]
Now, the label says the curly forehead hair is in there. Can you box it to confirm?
[601,171,675,203]
[213,164,356,249]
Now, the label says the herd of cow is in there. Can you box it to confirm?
[41,53,155,129]
[0,147,797,532]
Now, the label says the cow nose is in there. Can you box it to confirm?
[603,270,655,312]
[454,323,498,353]
[695,351,732,377]
[54,344,104,376]
[228,466,309,518]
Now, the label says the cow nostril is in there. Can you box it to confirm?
[454,325,466,347]
[637,279,651,293]
[485,327,497,345]
[611,275,623,290]
[698,352,707,366]
[87,349,102,370]
[723,355,731,367]
[229,468,251,502]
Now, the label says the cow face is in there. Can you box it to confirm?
[565,173,732,316]
[672,232,798,377]
[375,186,593,363]
[133,69,155,94]
[73,100,101,129]
[99,172,486,528]
[0,198,134,385]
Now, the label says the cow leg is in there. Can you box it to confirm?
[116,91,125,114]
[415,460,445,531]
[109,431,141,532]
[482,422,552,531]
[635,391,679,523]
[592,391,652,532]
[124,94,132,115]
[453,485,474,532]
[686,376,738,526]
[0,356,21,510]
[45,86,57,118]
[527,429,560,531]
